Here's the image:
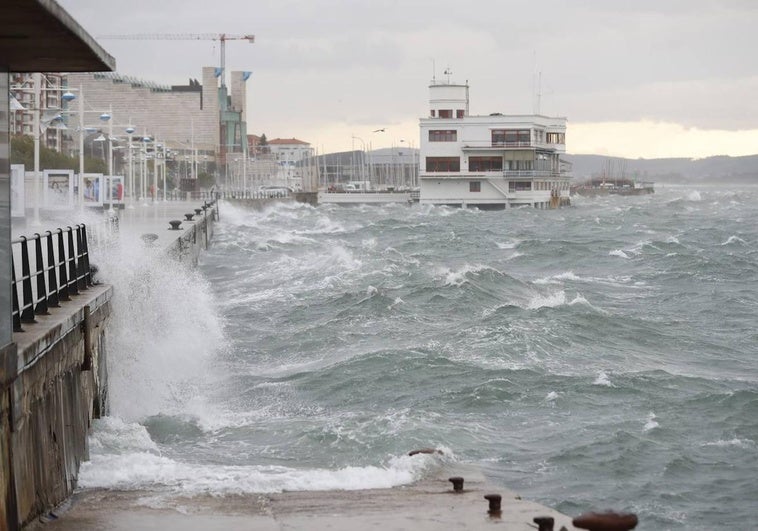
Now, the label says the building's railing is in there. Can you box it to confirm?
[11,225,93,333]
[459,140,564,150]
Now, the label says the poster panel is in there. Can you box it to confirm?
[81,173,103,206]
[105,175,125,206]
[43,170,74,210]
[10,164,25,218]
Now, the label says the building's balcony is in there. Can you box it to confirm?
[420,170,570,180]
[460,140,562,151]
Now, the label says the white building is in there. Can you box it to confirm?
[419,81,571,209]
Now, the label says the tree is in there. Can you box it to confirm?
[258,133,270,154]
[10,135,106,173]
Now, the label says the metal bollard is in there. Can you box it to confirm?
[448,477,464,492]
[484,494,502,517]
[572,511,638,531]
[168,220,182,230]
[185,213,195,221]
[534,516,554,531]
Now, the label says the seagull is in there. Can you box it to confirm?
[372,128,385,133]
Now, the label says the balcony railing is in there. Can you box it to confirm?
[459,140,563,150]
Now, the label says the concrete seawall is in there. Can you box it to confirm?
[1,201,218,530]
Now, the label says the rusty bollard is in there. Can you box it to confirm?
[448,477,464,492]
[534,516,555,531]
[168,220,182,230]
[483,494,502,517]
[140,233,159,247]
[573,512,638,531]
[184,213,195,221]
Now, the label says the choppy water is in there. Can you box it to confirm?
[83,185,758,530]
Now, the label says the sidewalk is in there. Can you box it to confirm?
[36,464,580,530]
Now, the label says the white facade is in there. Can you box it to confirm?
[419,81,571,209]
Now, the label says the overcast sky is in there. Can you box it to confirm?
[59,0,758,158]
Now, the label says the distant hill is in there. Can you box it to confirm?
[564,154,758,183]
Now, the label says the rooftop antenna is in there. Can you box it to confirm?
[536,71,542,114]
[432,59,436,83]
[444,67,452,84]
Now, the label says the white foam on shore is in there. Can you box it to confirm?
[80,418,443,495]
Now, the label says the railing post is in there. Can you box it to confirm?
[67,228,79,296]
[57,229,71,301]
[33,234,49,315]
[80,224,92,286]
[11,260,22,332]
[19,237,36,324]
[45,231,60,308]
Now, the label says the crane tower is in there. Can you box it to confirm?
[97,33,255,87]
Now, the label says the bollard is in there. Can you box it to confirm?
[168,220,182,230]
[194,208,202,216]
[573,512,638,531]
[448,477,464,492]
[534,516,555,531]
[141,233,159,247]
[185,213,195,221]
[484,494,502,517]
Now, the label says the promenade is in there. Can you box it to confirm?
[38,463,582,531]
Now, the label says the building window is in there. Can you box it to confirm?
[508,181,532,192]
[429,130,457,142]
[426,157,460,172]
[546,132,565,144]
[492,129,531,146]
[470,181,481,192]
[430,109,436,117]
[438,109,452,118]
[456,109,465,118]
[469,156,502,172]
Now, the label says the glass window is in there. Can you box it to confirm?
[429,130,457,142]
[456,109,465,118]
[426,157,460,172]
[469,156,503,172]
[438,109,452,118]
[470,181,481,192]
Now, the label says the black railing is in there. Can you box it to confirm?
[11,225,92,333]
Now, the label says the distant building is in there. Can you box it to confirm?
[10,67,250,179]
[419,80,571,209]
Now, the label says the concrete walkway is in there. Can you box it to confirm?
[36,464,580,530]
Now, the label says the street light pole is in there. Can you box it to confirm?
[32,72,41,225]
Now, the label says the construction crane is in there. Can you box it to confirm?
[97,33,255,87]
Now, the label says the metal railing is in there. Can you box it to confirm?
[11,225,93,333]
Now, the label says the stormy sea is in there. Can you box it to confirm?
[83,184,758,530]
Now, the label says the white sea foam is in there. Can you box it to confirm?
[643,412,659,432]
[92,231,226,422]
[593,371,613,387]
[702,438,755,449]
[437,264,493,286]
[79,435,442,495]
[526,291,567,309]
[686,190,702,201]
[545,391,559,402]
[496,240,519,249]
[609,249,630,259]
[721,235,746,246]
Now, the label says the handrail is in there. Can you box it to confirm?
[11,225,92,333]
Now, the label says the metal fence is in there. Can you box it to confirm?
[11,225,93,333]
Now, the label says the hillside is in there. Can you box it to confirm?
[565,154,758,183]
